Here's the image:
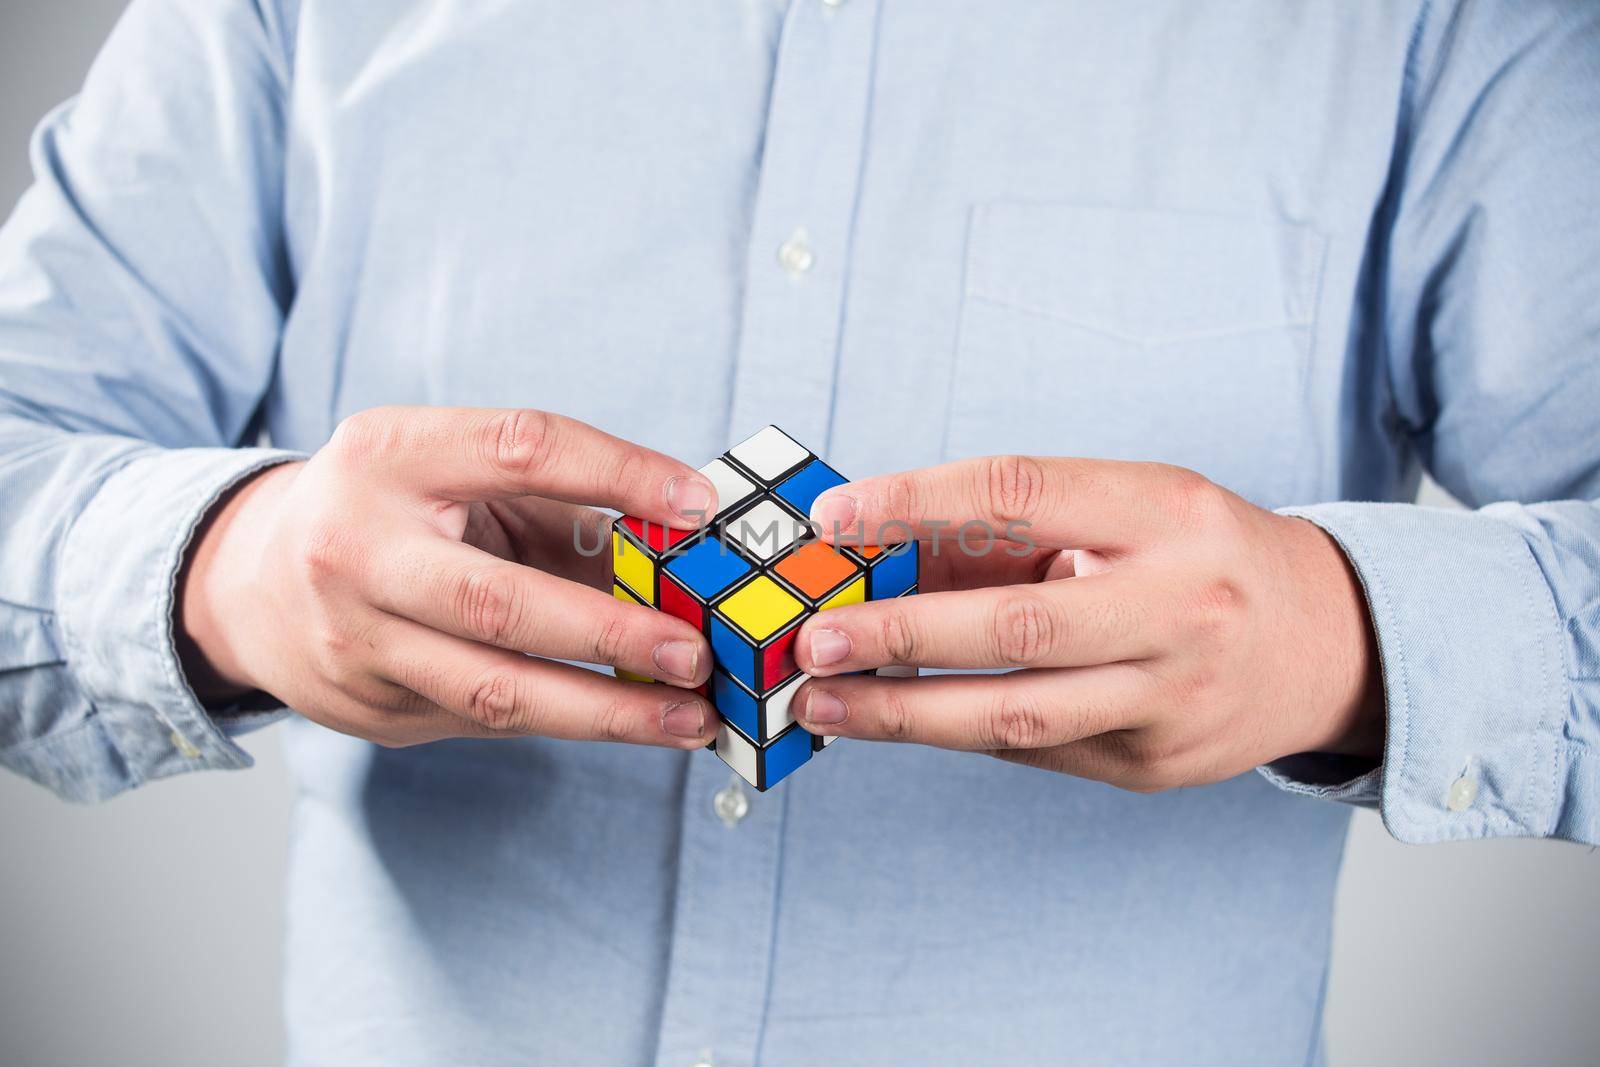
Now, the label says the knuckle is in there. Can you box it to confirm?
[984,454,1047,524]
[328,408,395,465]
[592,698,638,744]
[880,472,924,527]
[993,593,1057,666]
[1190,577,1245,645]
[299,518,357,588]
[463,669,521,731]
[491,408,553,479]
[606,449,650,504]
[455,568,523,646]
[590,612,631,667]
[878,608,920,664]
[1163,465,1228,532]
[983,692,1051,750]
[306,608,363,673]
[877,687,916,741]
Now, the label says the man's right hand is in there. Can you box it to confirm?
[176,407,721,749]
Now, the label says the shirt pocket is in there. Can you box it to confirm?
[943,202,1327,506]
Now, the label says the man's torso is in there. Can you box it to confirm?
[269,3,1422,1063]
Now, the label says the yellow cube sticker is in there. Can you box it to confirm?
[718,575,804,640]
[612,530,656,605]
[818,575,865,612]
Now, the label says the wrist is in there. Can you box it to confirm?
[1280,514,1385,760]
[176,460,302,702]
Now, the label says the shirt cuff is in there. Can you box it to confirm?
[54,446,302,790]
[1257,502,1570,843]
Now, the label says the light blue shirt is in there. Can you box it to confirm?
[2,2,1597,1064]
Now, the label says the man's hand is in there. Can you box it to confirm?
[177,407,721,749]
[794,457,1384,791]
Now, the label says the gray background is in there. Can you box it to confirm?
[0,5,1596,1066]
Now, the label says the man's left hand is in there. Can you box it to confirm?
[794,457,1385,791]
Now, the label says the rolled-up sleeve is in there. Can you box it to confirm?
[1259,2,1600,845]
[0,0,301,801]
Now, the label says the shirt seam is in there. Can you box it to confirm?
[1373,0,1437,448]
[936,203,982,463]
[819,0,887,461]
[1510,528,1570,838]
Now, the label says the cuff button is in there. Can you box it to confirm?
[1446,775,1478,812]
[169,729,202,760]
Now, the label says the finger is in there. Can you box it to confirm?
[795,665,1152,751]
[363,536,712,686]
[810,455,1199,552]
[330,406,717,526]
[795,572,1161,676]
[368,617,719,747]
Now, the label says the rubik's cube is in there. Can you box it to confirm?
[611,426,918,790]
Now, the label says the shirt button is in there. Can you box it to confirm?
[1446,775,1479,812]
[713,776,749,827]
[777,228,815,276]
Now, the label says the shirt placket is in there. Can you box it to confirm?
[653,3,881,1066]
[722,0,880,451]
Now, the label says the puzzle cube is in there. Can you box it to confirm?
[611,425,918,791]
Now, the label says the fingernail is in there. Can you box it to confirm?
[653,640,700,684]
[661,700,707,739]
[666,476,714,525]
[805,689,848,726]
[808,628,852,669]
[810,491,858,533]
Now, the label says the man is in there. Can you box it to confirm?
[1,1,1595,1064]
